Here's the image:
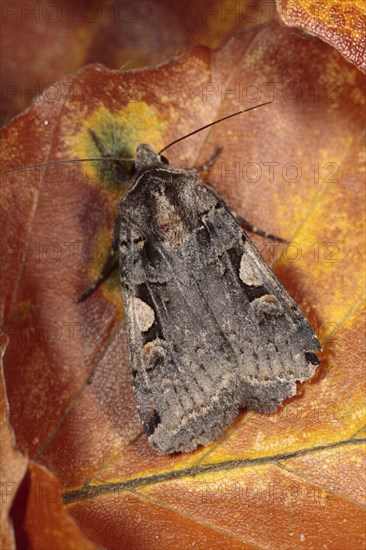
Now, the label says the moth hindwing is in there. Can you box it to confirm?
[97,142,320,454]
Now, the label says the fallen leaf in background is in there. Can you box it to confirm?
[1,323,99,549]
[0,332,28,550]
[1,18,365,550]
[1,0,275,125]
[11,462,99,550]
[276,0,366,73]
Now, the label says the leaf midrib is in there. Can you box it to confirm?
[63,436,366,504]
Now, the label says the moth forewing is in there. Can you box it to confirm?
[116,144,321,454]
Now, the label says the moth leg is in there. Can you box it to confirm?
[236,215,288,243]
[193,146,222,172]
[76,216,120,303]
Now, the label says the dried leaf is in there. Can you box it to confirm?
[276,0,366,73]
[1,0,273,125]
[0,331,27,550]
[11,462,99,550]
[1,328,98,550]
[1,22,365,550]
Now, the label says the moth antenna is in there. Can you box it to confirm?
[4,101,272,174]
[158,101,273,155]
[3,156,135,175]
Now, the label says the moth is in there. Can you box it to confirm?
[77,111,321,454]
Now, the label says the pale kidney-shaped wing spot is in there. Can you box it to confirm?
[132,297,155,332]
[239,252,262,286]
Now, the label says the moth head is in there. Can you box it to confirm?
[134,143,169,172]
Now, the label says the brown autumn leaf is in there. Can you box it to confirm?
[1,329,98,549]
[0,331,27,550]
[1,0,276,125]
[1,21,365,550]
[10,462,99,550]
[276,0,366,73]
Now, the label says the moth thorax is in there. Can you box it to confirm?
[153,193,187,244]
